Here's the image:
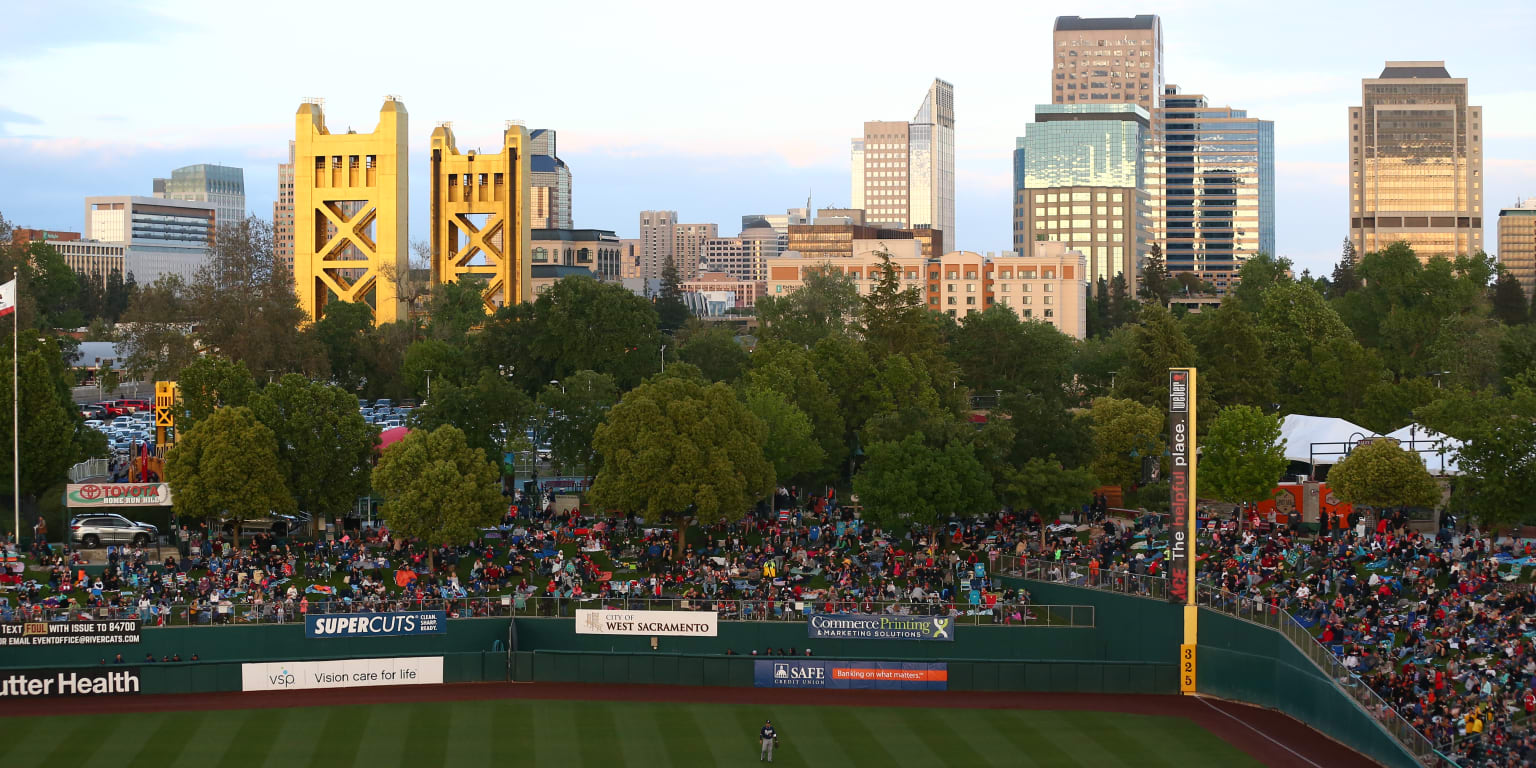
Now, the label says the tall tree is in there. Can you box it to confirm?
[861,250,936,359]
[372,424,504,565]
[1455,419,1536,529]
[654,259,691,334]
[423,278,489,343]
[308,299,373,391]
[1116,302,1196,408]
[1334,244,1495,378]
[1186,304,1275,410]
[1327,238,1361,299]
[678,325,750,383]
[1139,243,1172,305]
[189,217,323,378]
[755,264,860,348]
[590,370,773,530]
[1327,439,1440,510]
[413,369,535,464]
[1202,406,1288,508]
[175,355,257,431]
[1088,397,1165,492]
[1228,252,1294,316]
[165,407,295,530]
[249,375,379,518]
[1491,269,1530,326]
[0,337,105,524]
[1107,273,1138,329]
[743,385,825,487]
[117,274,197,382]
[525,275,663,389]
[1005,457,1098,519]
[949,304,1076,398]
[853,432,993,530]
[749,342,847,480]
[535,370,619,474]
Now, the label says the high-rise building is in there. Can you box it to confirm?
[153,164,245,230]
[1013,103,1149,289]
[703,225,781,282]
[619,238,642,279]
[673,223,717,280]
[638,210,676,281]
[1350,61,1483,260]
[1148,87,1274,291]
[84,195,215,283]
[8,229,123,287]
[8,229,80,247]
[787,212,943,260]
[850,79,955,244]
[1499,199,1536,301]
[1052,15,1162,111]
[275,141,295,277]
[529,129,572,229]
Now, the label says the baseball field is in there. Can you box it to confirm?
[0,682,1371,767]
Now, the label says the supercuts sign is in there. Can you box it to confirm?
[1168,368,1194,604]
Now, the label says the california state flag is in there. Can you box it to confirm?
[0,279,14,318]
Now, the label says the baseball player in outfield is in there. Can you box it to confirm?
[759,719,778,762]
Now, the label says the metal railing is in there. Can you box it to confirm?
[17,596,1094,629]
[994,555,1439,766]
[68,457,111,483]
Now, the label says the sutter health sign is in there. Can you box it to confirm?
[575,609,718,637]
[0,667,141,697]
[240,656,443,692]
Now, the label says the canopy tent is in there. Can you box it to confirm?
[1385,424,1464,476]
[1276,415,1377,466]
[378,426,412,450]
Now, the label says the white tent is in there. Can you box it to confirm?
[1276,415,1377,466]
[1386,424,1464,476]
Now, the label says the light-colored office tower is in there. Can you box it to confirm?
[528,129,572,230]
[1350,61,1483,260]
[850,79,955,244]
[11,230,126,288]
[274,141,295,277]
[673,222,717,281]
[1052,15,1162,111]
[153,164,245,230]
[1499,199,1536,301]
[703,225,781,282]
[1147,87,1274,292]
[84,195,215,283]
[619,238,642,279]
[639,210,677,280]
[1013,103,1149,291]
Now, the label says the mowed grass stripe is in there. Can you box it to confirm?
[175,708,250,768]
[809,705,903,766]
[349,699,413,768]
[932,708,1023,768]
[219,705,281,768]
[87,707,157,766]
[851,707,948,767]
[893,704,990,767]
[30,713,116,767]
[444,700,492,764]
[573,699,626,766]
[490,699,536,767]
[617,699,683,768]
[263,703,330,768]
[989,709,1082,767]
[533,700,581,767]
[1036,711,1130,766]
[398,701,451,766]
[127,710,206,768]
[304,705,371,768]
[1085,713,1174,767]
[1112,713,1264,768]
[764,703,863,766]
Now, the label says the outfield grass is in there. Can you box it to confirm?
[0,697,1260,767]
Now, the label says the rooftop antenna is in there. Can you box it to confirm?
[302,96,325,107]
[384,93,401,102]
[807,189,812,215]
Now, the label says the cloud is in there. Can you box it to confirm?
[0,108,42,136]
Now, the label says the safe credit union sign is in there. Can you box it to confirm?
[66,483,172,508]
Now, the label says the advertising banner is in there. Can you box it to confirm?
[240,656,443,692]
[806,614,955,642]
[0,667,141,698]
[305,611,446,639]
[66,483,171,508]
[1,619,140,646]
[753,660,948,690]
[575,609,718,637]
[1167,368,1195,604]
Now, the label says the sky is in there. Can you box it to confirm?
[2,0,1533,276]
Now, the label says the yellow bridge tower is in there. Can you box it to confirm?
[430,122,532,311]
[293,97,409,325]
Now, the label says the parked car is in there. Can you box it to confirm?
[93,401,129,417]
[79,404,107,420]
[70,513,159,548]
[374,399,393,410]
[113,399,151,413]
[221,513,307,538]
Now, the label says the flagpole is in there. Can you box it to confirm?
[12,266,19,546]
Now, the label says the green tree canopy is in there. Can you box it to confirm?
[1116,303,1196,408]
[535,370,619,473]
[852,431,994,530]
[372,424,504,557]
[1491,269,1529,326]
[1088,397,1164,491]
[1202,406,1288,506]
[1005,456,1098,518]
[949,304,1076,399]
[1185,304,1275,410]
[525,275,662,389]
[413,369,535,464]
[678,325,750,384]
[747,342,846,480]
[0,337,105,515]
[743,385,825,486]
[165,406,294,526]
[755,264,860,348]
[249,375,379,518]
[1327,439,1440,510]
[175,355,256,431]
[590,370,773,526]
[1139,243,1172,306]
[308,299,373,392]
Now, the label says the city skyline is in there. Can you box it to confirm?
[2,0,1533,277]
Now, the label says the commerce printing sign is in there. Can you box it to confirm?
[306,611,446,639]
[806,614,954,642]
[575,609,718,637]
[0,667,141,698]
[240,656,443,692]
[66,483,171,508]
[1,619,140,646]
[1168,368,1195,605]
[753,660,947,690]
